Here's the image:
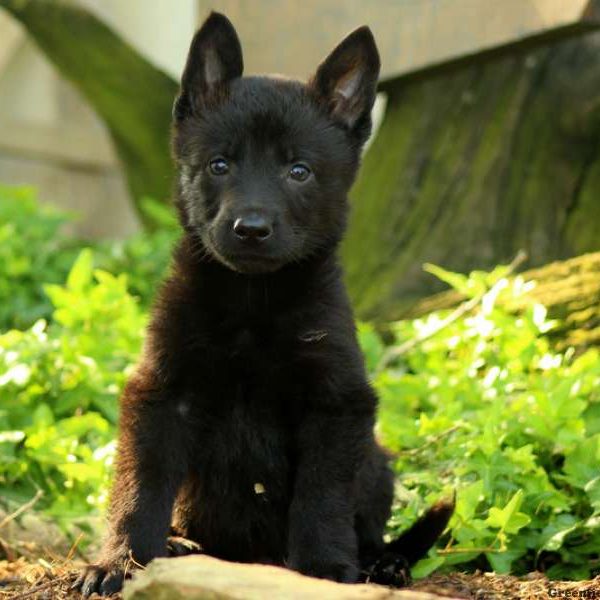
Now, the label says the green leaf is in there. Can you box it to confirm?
[563,435,600,489]
[66,249,94,293]
[486,549,522,574]
[357,322,385,373]
[0,430,25,443]
[455,480,485,522]
[539,514,579,552]
[423,263,474,296]
[32,403,55,427]
[411,555,445,579]
[485,490,531,534]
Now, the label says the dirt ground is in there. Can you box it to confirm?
[1,556,600,600]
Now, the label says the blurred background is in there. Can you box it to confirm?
[2,0,600,315]
[1,0,600,589]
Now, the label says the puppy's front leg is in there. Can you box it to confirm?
[287,409,373,583]
[75,377,187,597]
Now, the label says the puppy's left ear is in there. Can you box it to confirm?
[310,26,380,142]
[173,12,243,120]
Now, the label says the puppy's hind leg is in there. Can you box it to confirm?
[355,446,396,579]
[356,446,454,587]
[367,497,455,587]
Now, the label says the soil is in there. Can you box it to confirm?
[1,556,599,600]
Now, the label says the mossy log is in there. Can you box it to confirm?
[403,252,600,351]
[343,33,600,319]
[0,0,178,229]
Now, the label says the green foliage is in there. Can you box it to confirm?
[0,186,80,330]
[2,186,600,579]
[0,187,174,529]
[0,249,145,525]
[0,186,176,331]
[360,264,600,579]
[94,197,178,305]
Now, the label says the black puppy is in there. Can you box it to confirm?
[75,12,453,596]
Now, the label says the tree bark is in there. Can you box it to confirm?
[0,0,178,229]
[343,33,600,319]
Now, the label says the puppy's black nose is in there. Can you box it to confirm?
[233,216,273,241]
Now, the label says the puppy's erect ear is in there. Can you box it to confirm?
[310,26,380,140]
[173,12,243,120]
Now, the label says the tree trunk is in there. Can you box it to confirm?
[0,0,178,229]
[343,33,600,319]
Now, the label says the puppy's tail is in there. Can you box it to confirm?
[386,496,455,565]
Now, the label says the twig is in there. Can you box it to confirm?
[397,425,462,456]
[378,250,528,369]
[0,490,44,530]
[9,575,68,600]
[0,535,16,562]
[437,545,502,555]
[63,532,84,564]
[124,549,146,579]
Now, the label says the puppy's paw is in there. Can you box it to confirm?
[167,535,202,556]
[72,563,128,597]
[363,552,411,587]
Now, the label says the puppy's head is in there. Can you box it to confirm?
[172,12,380,274]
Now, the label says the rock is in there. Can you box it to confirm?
[123,555,458,600]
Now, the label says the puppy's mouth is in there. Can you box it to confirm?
[203,230,292,274]
[207,240,286,274]
[222,252,285,274]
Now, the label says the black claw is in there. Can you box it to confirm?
[70,574,84,591]
[81,575,99,597]
[74,566,126,597]
[100,571,124,595]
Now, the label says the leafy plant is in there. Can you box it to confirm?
[0,186,176,331]
[0,250,145,527]
[93,197,178,307]
[2,188,600,579]
[0,186,80,330]
[360,265,600,579]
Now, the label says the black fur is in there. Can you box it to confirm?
[74,13,452,596]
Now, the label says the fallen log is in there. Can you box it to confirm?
[402,252,600,350]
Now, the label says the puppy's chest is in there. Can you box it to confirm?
[186,388,296,510]
[201,398,292,465]
[183,322,312,495]
[205,316,322,378]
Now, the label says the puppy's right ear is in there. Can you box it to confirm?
[173,12,243,120]
[309,26,380,144]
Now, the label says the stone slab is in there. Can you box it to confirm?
[123,555,460,600]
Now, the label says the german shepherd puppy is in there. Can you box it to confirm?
[75,12,452,596]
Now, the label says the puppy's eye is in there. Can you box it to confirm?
[208,157,230,176]
[288,163,311,182]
